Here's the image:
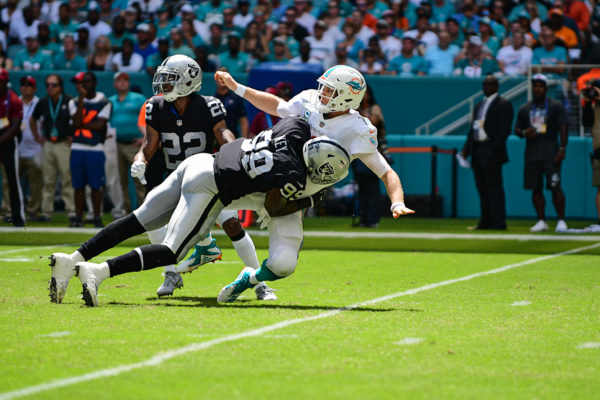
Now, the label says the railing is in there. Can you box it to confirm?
[414,76,528,136]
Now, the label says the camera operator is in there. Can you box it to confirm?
[581,79,600,230]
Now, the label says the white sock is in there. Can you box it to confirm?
[196,232,212,247]
[232,232,259,270]
[98,262,111,282]
[164,264,176,273]
[70,251,85,262]
[249,271,259,285]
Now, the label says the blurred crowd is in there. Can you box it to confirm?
[0,0,597,78]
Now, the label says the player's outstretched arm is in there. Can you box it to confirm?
[381,169,415,218]
[214,71,286,117]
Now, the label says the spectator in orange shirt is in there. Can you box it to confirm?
[548,8,578,49]
[563,0,590,32]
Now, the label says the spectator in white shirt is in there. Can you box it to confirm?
[10,5,40,45]
[78,2,112,47]
[111,38,144,72]
[496,30,533,75]
[406,15,439,53]
[294,0,317,35]
[289,39,322,66]
[375,19,401,60]
[233,0,254,29]
[306,20,336,63]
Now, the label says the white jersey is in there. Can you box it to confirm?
[283,89,379,160]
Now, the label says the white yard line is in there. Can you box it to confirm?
[1,241,598,400]
[2,227,600,241]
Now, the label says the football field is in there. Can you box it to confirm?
[0,218,599,399]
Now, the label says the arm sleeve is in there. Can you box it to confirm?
[138,99,148,128]
[582,102,594,128]
[277,91,311,118]
[68,98,77,117]
[9,94,23,119]
[98,101,112,120]
[32,100,42,120]
[359,151,392,178]
[276,101,293,118]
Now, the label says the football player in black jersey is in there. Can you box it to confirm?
[129,55,274,300]
[51,117,348,307]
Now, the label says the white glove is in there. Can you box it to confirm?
[256,207,271,229]
[131,161,147,185]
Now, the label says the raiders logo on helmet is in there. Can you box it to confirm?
[188,65,199,79]
[317,162,334,177]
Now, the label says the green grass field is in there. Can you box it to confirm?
[0,217,599,399]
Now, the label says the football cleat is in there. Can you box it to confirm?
[217,267,255,303]
[48,253,78,303]
[254,282,277,301]
[156,271,183,297]
[75,262,109,307]
[176,238,222,274]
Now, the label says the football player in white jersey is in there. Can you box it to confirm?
[214,65,414,218]
[212,65,414,303]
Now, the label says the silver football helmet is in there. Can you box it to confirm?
[303,136,350,185]
[152,55,202,102]
[313,65,366,113]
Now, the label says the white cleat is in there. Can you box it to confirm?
[530,219,549,232]
[156,271,183,297]
[254,282,277,301]
[75,262,109,307]
[48,253,78,303]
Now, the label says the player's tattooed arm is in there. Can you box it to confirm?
[213,120,236,145]
[264,188,326,217]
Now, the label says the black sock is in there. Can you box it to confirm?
[229,229,246,242]
[107,244,178,277]
[78,214,146,260]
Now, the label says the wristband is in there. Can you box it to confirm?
[234,84,247,97]
[390,202,405,212]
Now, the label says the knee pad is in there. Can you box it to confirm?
[266,246,298,277]
[147,226,167,244]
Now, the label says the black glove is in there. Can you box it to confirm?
[309,189,327,207]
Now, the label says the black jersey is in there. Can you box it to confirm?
[145,93,226,171]
[214,116,310,206]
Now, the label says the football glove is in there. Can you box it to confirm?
[131,161,147,185]
[309,189,327,207]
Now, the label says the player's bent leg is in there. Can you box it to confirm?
[49,213,146,303]
[219,211,277,300]
[147,226,183,297]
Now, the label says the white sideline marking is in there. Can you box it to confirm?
[511,300,532,306]
[1,242,599,400]
[577,342,600,349]
[1,227,600,241]
[0,258,35,262]
[37,332,72,338]
[395,337,425,345]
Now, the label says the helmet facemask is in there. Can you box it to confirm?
[152,66,180,102]
[152,55,203,102]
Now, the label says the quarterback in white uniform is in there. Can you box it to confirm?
[213,65,414,303]
[214,65,413,218]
